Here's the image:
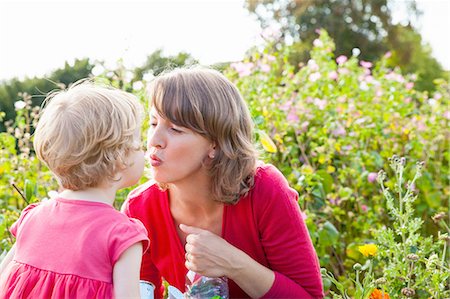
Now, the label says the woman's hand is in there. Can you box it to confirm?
[180,224,237,278]
[180,224,275,298]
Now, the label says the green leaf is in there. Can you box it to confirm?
[318,221,339,247]
[316,170,333,194]
[24,179,36,203]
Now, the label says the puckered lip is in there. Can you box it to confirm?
[149,153,162,162]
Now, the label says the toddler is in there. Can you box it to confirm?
[0,81,149,298]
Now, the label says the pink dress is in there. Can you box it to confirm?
[0,197,149,299]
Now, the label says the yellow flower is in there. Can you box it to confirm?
[358,243,378,257]
[318,155,326,164]
[259,131,277,153]
[327,165,336,173]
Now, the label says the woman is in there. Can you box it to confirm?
[122,67,324,298]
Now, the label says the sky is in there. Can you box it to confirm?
[0,0,449,81]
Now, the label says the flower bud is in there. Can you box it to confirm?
[375,277,387,285]
[406,254,419,261]
[353,263,362,271]
[401,288,415,297]
[432,212,446,223]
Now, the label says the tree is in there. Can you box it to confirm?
[245,0,445,91]
[386,24,445,91]
[0,58,93,132]
[245,0,419,61]
[133,49,198,80]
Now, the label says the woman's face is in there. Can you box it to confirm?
[147,108,214,185]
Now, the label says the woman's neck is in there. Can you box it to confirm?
[168,180,221,218]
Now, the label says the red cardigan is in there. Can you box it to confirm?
[122,164,323,298]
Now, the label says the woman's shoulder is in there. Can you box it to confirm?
[121,180,166,214]
[247,162,298,206]
[253,162,292,191]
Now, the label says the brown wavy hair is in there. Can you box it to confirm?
[148,66,258,204]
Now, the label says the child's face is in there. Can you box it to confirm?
[120,127,145,188]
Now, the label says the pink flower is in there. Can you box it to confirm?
[443,111,450,119]
[336,55,348,65]
[338,68,349,75]
[368,172,378,183]
[332,126,346,137]
[298,121,310,133]
[434,92,442,100]
[307,59,319,71]
[405,82,414,90]
[231,62,254,77]
[301,211,308,220]
[259,63,271,73]
[328,71,338,80]
[280,100,292,112]
[287,110,299,122]
[313,98,327,110]
[360,60,373,68]
[313,39,323,47]
[309,72,321,82]
[365,75,374,83]
[384,51,392,58]
[266,55,276,62]
[361,205,368,212]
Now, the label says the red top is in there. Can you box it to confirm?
[122,164,324,298]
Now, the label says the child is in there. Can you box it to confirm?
[0,81,149,298]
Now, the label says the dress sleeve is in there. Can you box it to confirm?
[255,165,324,299]
[122,197,164,299]
[10,203,39,237]
[109,218,149,265]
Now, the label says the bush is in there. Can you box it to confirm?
[0,30,448,297]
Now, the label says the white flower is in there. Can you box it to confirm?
[14,101,26,110]
[91,65,105,76]
[352,47,361,57]
[132,81,144,90]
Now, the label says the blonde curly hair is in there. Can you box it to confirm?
[34,80,143,190]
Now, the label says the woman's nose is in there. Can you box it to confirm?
[147,127,164,149]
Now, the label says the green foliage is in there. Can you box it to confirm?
[245,0,446,92]
[1,30,448,297]
[225,29,449,297]
[323,156,449,298]
[0,58,94,132]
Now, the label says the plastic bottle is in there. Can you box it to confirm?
[185,270,229,299]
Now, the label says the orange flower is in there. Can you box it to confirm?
[369,289,390,299]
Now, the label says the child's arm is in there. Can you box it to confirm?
[112,242,143,298]
[0,244,16,275]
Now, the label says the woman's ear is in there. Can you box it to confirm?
[208,143,216,159]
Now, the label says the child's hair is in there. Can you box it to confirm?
[148,66,258,204]
[34,80,143,190]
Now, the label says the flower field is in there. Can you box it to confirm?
[0,30,448,298]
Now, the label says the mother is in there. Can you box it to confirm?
[122,67,323,298]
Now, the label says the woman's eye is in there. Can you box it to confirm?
[150,122,157,127]
[171,127,183,133]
